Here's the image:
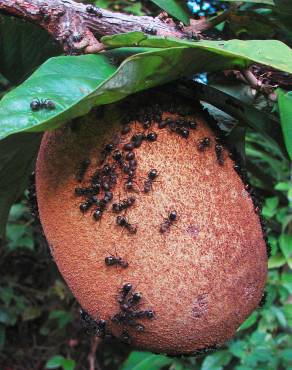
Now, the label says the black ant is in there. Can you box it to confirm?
[76,159,91,182]
[197,137,211,151]
[258,291,267,308]
[176,127,189,139]
[142,25,157,35]
[143,169,158,193]
[105,253,128,268]
[112,196,135,213]
[100,143,115,163]
[131,133,144,148]
[118,283,132,303]
[86,4,102,17]
[120,330,131,344]
[79,197,95,213]
[145,132,157,142]
[116,216,137,234]
[215,144,224,165]
[75,186,98,196]
[130,310,155,319]
[30,98,55,111]
[160,210,177,233]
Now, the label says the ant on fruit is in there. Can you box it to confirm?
[100,143,115,164]
[197,137,211,151]
[112,196,135,213]
[116,216,137,234]
[143,169,158,193]
[30,98,56,111]
[76,159,91,182]
[160,210,177,233]
[215,144,224,165]
[105,252,129,268]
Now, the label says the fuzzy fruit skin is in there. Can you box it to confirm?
[36,100,267,355]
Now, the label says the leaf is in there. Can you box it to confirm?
[45,355,65,369]
[22,307,42,321]
[279,234,292,260]
[49,310,73,329]
[0,133,42,238]
[0,54,117,140]
[277,89,292,160]
[149,0,190,25]
[281,349,292,362]
[201,351,232,370]
[61,359,76,370]
[121,351,173,370]
[178,81,285,157]
[239,311,258,330]
[102,32,292,75]
[268,254,286,269]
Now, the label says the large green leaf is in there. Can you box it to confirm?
[1,35,292,141]
[121,351,173,370]
[0,133,42,238]
[0,54,117,139]
[102,32,292,74]
[277,89,292,160]
[149,0,190,25]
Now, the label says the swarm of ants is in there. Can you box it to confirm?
[67,93,271,344]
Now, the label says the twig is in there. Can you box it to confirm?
[88,336,102,370]
[243,69,278,101]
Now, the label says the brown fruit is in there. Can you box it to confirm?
[35,93,267,355]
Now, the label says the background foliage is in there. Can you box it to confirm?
[0,0,291,369]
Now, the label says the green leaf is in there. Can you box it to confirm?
[49,310,73,329]
[45,355,65,369]
[279,234,292,260]
[280,349,292,362]
[218,0,274,4]
[150,0,190,25]
[239,311,258,330]
[201,351,232,370]
[277,89,292,160]
[102,33,292,75]
[0,133,42,238]
[262,197,279,218]
[22,307,41,321]
[268,254,286,269]
[61,359,76,370]
[121,351,173,370]
[0,54,117,140]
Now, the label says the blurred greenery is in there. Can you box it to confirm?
[0,0,291,369]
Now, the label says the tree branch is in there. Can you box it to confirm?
[0,0,195,54]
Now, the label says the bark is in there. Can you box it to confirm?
[0,0,196,54]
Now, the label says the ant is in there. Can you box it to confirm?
[100,143,115,164]
[112,196,135,213]
[118,283,132,303]
[30,98,56,111]
[143,169,158,193]
[130,310,155,319]
[197,137,211,151]
[86,4,102,17]
[142,25,157,35]
[76,159,91,182]
[215,144,224,165]
[79,197,95,213]
[160,210,177,233]
[116,216,137,234]
[105,250,129,268]
[120,330,131,344]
